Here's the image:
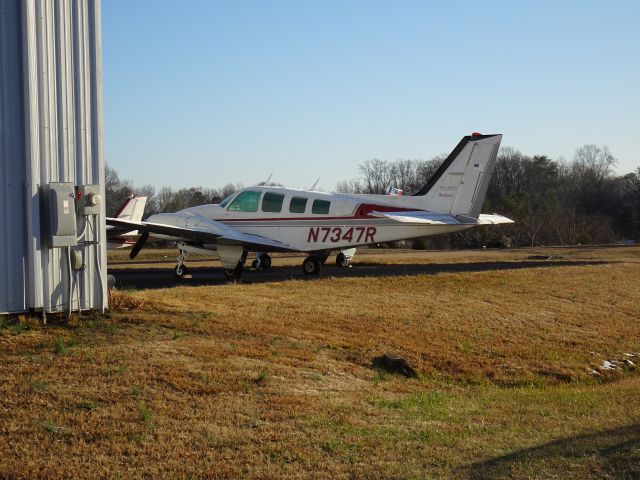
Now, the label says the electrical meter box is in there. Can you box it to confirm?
[42,182,78,247]
[75,184,102,215]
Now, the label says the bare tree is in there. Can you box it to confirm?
[573,144,617,182]
[105,164,134,217]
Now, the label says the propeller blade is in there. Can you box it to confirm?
[130,231,149,259]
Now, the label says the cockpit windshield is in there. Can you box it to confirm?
[219,195,233,208]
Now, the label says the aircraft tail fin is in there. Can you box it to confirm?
[115,196,148,222]
[412,134,502,219]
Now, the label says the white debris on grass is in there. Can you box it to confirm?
[588,352,638,376]
[601,360,619,370]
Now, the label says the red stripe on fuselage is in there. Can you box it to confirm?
[220,203,418,222]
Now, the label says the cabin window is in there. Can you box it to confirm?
[312,199,331,214]
[227,190,261,212]
[262,192,285,213]
[289,197,307,214]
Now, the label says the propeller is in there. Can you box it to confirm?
[129,231,149,259]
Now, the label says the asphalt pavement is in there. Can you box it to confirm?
[109,259,609,290]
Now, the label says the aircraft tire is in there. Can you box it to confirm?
[302,256,321,276]
[251,259,260,270]
[336,252,350,268]
[175,264,188,277]
[260,254,272,271]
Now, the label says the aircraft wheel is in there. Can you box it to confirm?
[251,259,260,270]
[224,265,243,280]
[175,264,189,277]
[302,256,321,276]
[260,254,272,271]
[336,252,350,268]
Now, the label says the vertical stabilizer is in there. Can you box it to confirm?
[412,134,501,218]
[115,196,148,222]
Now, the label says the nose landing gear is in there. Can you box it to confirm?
[335,252,350,268]
[336,248,356,268]
[175,250,189,277]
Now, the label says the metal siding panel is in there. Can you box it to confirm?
[89,0,107,311]
[21,0,44,311]
[0,0,27,313]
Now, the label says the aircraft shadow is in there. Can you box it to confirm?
[110,259,610,290]
[459,423,640,479]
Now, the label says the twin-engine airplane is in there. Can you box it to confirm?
[106,133,513,279]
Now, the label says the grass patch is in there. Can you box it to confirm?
[253,370,269,386]
[130,386,144,397]
[172,330,184,340]
[53,337,70,355]
[137,402,153,426]
[372,391,452,421]
[372,367,389,384]
[42,420,62,435]
[74,401,97,411]
[30,380,49,393]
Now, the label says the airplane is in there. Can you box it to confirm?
[106,195,148,249]
[106,133,513,279]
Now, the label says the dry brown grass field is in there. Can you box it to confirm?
[1,247,640,479]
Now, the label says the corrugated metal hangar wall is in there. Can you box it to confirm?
[0,0,106,315]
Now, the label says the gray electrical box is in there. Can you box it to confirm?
[75,184,102,215]
[42,182,78,247]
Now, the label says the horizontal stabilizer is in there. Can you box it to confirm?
[477,214,515,225]
[371,210,514,226]
[370,211,461,225]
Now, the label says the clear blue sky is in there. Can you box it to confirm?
[102,0,640,191]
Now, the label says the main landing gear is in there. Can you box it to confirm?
[174,244,250,281]
[224,264,243,280]
[302,256,322,276]
[251,253,272,271]
[302,249,354,276]
[224,251,248,280]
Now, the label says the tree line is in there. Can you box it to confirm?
[106,143,640,248]
[106,166,241,218]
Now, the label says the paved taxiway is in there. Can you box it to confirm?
[109,259,609,290]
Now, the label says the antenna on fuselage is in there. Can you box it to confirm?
[309,177,320,191]
[254,173,274,187]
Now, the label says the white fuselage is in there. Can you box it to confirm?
[147,186,473,253]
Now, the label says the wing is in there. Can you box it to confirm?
[371,210,514,225]
[106,215,296,252]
